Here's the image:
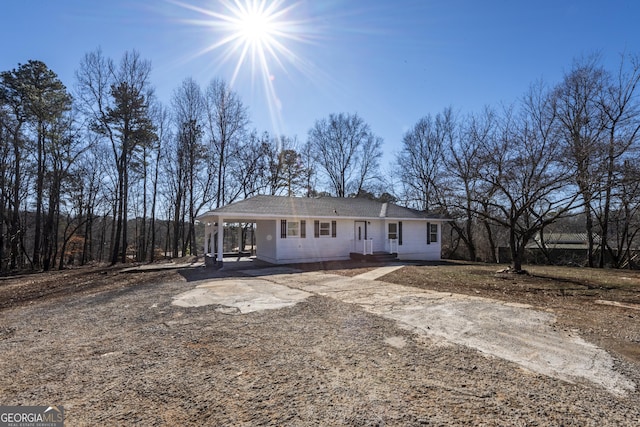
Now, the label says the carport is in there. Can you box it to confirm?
[202,215,256,268]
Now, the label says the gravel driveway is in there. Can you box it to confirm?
[1,265,639,425]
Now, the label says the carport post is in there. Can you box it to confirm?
[217,217,224,268]
[208,224,214,257]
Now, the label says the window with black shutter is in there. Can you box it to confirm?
[429,223,438,243]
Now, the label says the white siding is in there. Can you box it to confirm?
[268,219,351,264]
[369,221,386,252]
[396,220,442,261]
[255,220,277,263]
[255,217,443,264]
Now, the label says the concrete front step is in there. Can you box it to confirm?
[349,252,398,262]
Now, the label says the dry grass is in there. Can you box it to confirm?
[378,261,640,303]
[378,260,640,363]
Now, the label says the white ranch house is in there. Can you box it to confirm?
[197,195,448,266]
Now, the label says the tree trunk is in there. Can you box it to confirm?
[32,122,45,269]
[10,134,21,270]
[172,197,182,258]
[139,146,148,262]
[121,158,129,264]
[0,145,7,271]
[149,143,161,262]
[509,226,524,272]
[585,203,595,268]
[599,145,616,268]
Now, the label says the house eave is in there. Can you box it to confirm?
[197,211,449,222]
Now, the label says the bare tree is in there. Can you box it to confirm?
[596,53,640,267]
[149,103,170,262]
[607,159,640,267]
[396,109,452,211]
[308,112,382,197]
[42,110,87,270]
[261,134,305,196]
[77,141,104,265]
[440,107,498,261]
[76,49,156,264]
[225,130,269,199]
[554,55,608,267]
[299,141,317,197]
[0,108,11,270]
[476,84,579,272]
[204,78,249,208]
[171,78,207,257]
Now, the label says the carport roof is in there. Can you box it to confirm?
[197,195,448,221]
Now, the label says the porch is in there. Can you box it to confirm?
[349,238,399,262]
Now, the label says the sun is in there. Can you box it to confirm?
[170,0,318,133]
[236,7,274,45]
[170,0,308,83]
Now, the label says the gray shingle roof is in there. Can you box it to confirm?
[198,195,446,220]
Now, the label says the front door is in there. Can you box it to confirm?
[354,221,367,253]
[354,221,367,241]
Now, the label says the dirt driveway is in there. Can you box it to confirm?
[1,263,640,425]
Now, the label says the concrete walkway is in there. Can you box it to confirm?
[351,264,405,280]
[172,266,635,395]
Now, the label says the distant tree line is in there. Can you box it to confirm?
[1,50,639,273]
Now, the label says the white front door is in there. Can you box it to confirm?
[354,221,367,241]
[354,221,368,253]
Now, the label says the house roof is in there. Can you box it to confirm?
[526,232,601,249]
[197,195,448,221]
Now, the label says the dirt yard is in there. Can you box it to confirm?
[0,260,639,426]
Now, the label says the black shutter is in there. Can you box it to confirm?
[426,222,431,244]
[331,221,337,238]
[281,220,287,239]
[314,220,320,238]
[399,221,403,246]
[300,220,306,238]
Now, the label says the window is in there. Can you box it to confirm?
[388,223,398,240]
[314,220,337,238]
[427,223,438,244]
[287,221,299,237]
[319,222,331,236]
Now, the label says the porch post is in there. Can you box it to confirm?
[217,217,224,267]
[209,224,215,256]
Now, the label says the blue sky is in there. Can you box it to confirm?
[3,1,640,168]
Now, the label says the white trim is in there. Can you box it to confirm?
[197,212,447,222]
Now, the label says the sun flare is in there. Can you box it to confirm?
[237,9,273,44]
[170,0,318,134]
[172,0,308,83]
